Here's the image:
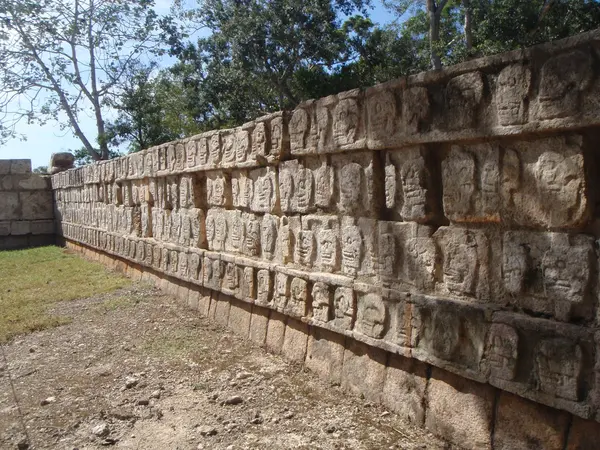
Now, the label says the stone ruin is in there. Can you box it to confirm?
[5,29,600,448]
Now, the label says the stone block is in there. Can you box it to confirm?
[382,354,428,425]
[10,159,31,174]
[281,319,309,364]
[214,293,231,328]
[20,190,54,220]
[10,220,30,235]
[305,326,345,385]
[187,289,200,310]
[228,299,252,339]
[197,290,211,317]
[249,307,269,346]
[0,160,10,174]
[29,234,54,248]
[0,192,19,220]
[341,339,387,403]
[30,220,54,235]
[566,417,600,450]
[493,392,569,450]
[18,175,49,190]
[425,368,495,450]
[0,235,28,250]
[266,311,287,354]
[0,221,10,236]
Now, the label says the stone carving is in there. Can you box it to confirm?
[253,122,267,156]
[278,217,293,264]
[339,162,361,214]
[168,250,178,274]
[279,166,294,212]
[185,140,197,168]
[287,277,307,318]
[240,266,254,300]
[313,159,333,208]
[294,166,313,213]
[270,116,284,158]
[542,233,593,321]
[496,64,531,126]
[290,108,310,153]
[356,293,387,339]
[311,282,331,322]
[332,287,354,330]
[260,214,277,260]
[341,222,362,276]
[243,214,260,257]
[274,272,290,311]
[207,174,229,207]
[501,136,588,228]
[235,128,250,163]
[445,72,484,130]
[535,338,582,401]
[442,144,500,222]
[317,227,338,272]
[256,269,272,306]
[224,262,239,291]
[228,211,244,252]
[206,209,227,251]
[435,227,489,299]
[384,156,396,209]
[253,169,277,213]
[483,324,519,381]
[197,136,209,166]
[189,252,202,281]
[378,225,396,278]
[208,132,221,165]
[402,87,430,134]
[367,89,396,140]
[537,51,593,120]
[296,229,315,267]
[405,236,437,291]
[333,98,359,147]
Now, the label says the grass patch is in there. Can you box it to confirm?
[0,246,130,342]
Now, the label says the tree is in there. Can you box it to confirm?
[33,165,48,174]
[165,0,370,127]
[105,64,187,153]
[0,0,161,160]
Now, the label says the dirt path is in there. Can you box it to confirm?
[0,283,450,450]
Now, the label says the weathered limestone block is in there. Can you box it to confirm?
[220,129,237,168]
[566,417,600,450]
[281,319,309,363]
[49,153,74,174]
[260,214,278,260]
[442,143,500,223]
[501,134,589,228]
[534,50,593,121]
[205,208,228,252]
[20,191,54,220]
[384,146,437,223]
[331,152,382,218]
[434,226,492,300]
[266,311,287,354]
[425,368,495,450]
[502,231,594,321]
[378,221,437,292]
[0,192,19,220]
[411,296,489,377]
[493,392,569,450]
[231,170,253,209]
[341,339,387,403]
[305,326,345,384]
[382,354,428,425]
[444,71,485,130]
[255,269,273,308]
[242,212,261,257]
[228,299,252,338]
[341,216,377,278]
[249,307,269,346]
[250,167,278,213]
[495,63,532,126]
[206,172,231,208]
[207,130,222,168]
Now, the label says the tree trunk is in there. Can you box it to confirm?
[427,0,443,70]
[464,0,473,51]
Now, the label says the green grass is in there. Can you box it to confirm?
[0,246,130,342]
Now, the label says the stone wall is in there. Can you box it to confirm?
[52,29,600,448]
[0,159,54,250]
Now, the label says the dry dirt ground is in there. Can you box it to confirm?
[0,282,450,450]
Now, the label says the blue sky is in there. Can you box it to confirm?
[0,0,395,169]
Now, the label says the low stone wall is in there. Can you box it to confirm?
[0,159,54,250]
[52,29,600,448]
